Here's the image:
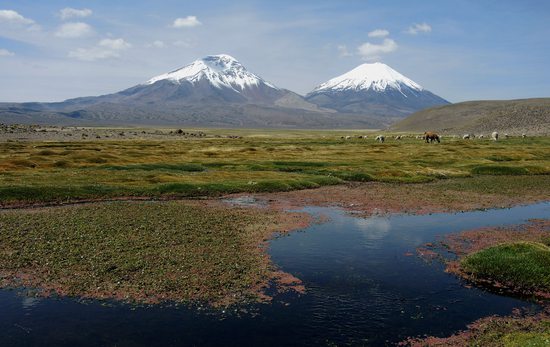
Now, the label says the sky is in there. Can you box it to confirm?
[0,0,549,103]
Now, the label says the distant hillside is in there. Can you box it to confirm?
[389,98,550,135]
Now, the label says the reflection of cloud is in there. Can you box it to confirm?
[22,297,40,309]
[354,217,391,240]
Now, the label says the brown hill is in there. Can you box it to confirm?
[389,98,550,135]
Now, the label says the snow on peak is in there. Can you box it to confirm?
[312,62,423,93]
[146,54,278,91]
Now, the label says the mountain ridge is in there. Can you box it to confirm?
[0,55,449,128]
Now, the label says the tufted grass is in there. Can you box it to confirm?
[1,131,549,205]
[461,242,550,293]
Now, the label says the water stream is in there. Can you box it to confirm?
[0,202,548,346]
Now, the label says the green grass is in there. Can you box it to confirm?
[0,201,301,305]
[461,242,550,292]
[0,132,549,204]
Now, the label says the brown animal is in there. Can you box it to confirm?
[424,131,440,143]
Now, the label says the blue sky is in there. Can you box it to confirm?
[0,0,548,102]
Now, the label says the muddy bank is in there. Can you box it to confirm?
[242,177,550,216]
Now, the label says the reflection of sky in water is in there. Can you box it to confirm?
[22,297,40,310]
[354,217,391,241]
[0,202,548,347]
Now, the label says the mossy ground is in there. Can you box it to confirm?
[0,201,308,306]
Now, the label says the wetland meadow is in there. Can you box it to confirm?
[1,128,549,345]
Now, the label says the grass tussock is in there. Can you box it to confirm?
[461,242,550,293]
[0,133,549,205]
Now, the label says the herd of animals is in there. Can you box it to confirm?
[341,131,528,143]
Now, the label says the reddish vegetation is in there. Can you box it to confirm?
[243,182,548,217]
[400,308,550,347]
[442,219,550,257]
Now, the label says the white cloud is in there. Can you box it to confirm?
[69,38,131,61]
[0,48,15,56]
[0,9,34,25]
[357,38,398,60]
[68,47,120,61]
[368,29,389,38]
[173,16,201,28]
[337,44,352,57]
[55,22,93,38]
[59,8,92,20]
[0,9,39,30]
[99,38,131,50]
[406,22,432,35]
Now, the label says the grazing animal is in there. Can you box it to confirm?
[424,131,440,143]
[463,134,470,140]
[491,131,499,141]
[478,134,484,139]
[522,133,527,138]
[345,135,351,140]
[504,133,510,138]
[395,135,402,140]
[375,135,385,143]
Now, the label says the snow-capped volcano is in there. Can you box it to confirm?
[311,62,422,93]
[146,54,278,92]
[306,62,449,118]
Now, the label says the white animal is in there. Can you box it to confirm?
[395,135,402,140]
[375,135,385,143]
[522,134,527,138]
[478,134,484,139]
[504,133,510,138]
[491,131,498,141]
[463,134,470,140]
[345,135,351,140]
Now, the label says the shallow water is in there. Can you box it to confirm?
[0,202,548,346]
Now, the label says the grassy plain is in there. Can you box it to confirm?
[1,130,549,205]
